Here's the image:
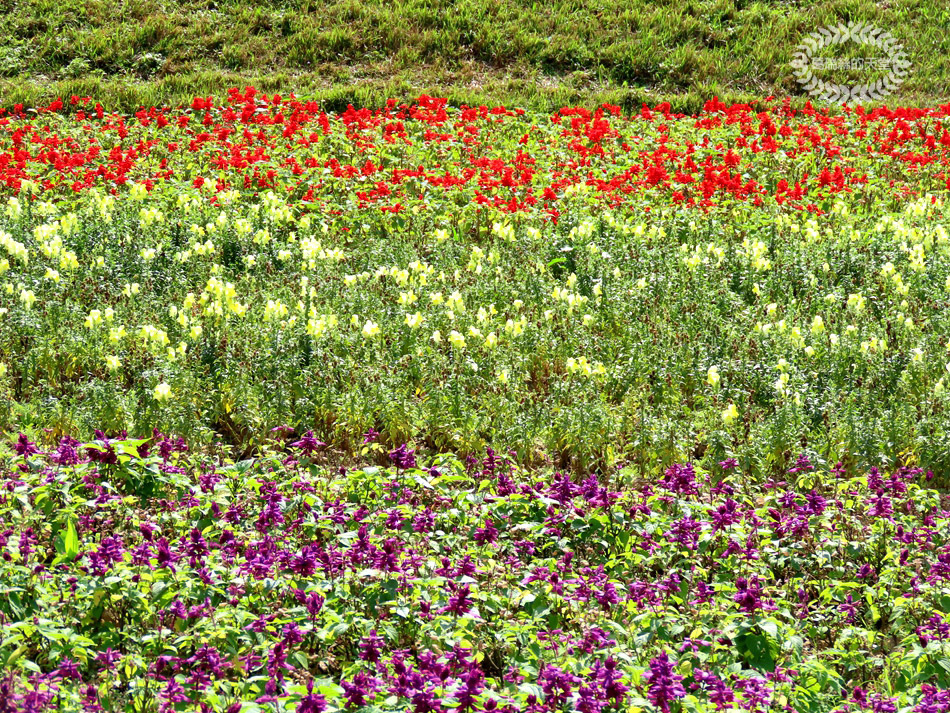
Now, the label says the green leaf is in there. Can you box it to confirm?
[758,618,779,640]
[64,517,79,560]
[736,631,777,672]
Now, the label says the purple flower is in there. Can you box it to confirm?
[595,581,621,611]
[718,458,738,471]
[839,594,859,623]
[642,653,686,713]
[86,432,117,465]
[441,584,473,616]
[694,670,735,711]
[359,630,385,663]
[597,657,629,707]
[271,424,295,439]
[95,648,121,671]
[14,433,40,457]
[160,679,191,705]
[413,508,435,532]
[787,453,814,474]
[297,681,326,713]
[868,494,893,518]
[539,664,581,706]
[691,581,716,606]
[50,436,81,465]
[362,428,379,444]
[801,489,826,516]
[55,658,81,680]
[659,463,699,497]
[869,693,897,713]
[667,517,702,551]
[388,443,416,470]
[473,518,499,545]
[342,672,380,707]
[733,576,763,613]
[154,538,179,572]
[711,499,741,531]
[290,430,326,457]
[293,588,325,620]
[455,668,484,711]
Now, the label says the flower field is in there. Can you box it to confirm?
[1,435,950,712]
[3,93,950,474]
[2,91,950,710]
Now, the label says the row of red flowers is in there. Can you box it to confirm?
[1,91,949,216]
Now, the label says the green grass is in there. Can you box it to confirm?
[0,0,948,111]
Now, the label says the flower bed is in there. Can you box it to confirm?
[1,432,948,711]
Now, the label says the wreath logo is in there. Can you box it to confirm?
[790,22,911,103]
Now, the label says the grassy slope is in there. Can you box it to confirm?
[0,0,947,111]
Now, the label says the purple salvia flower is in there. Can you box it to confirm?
[290,430,325,457]
[642,654,686,713]
[14,433,40,457]
[388,443,416,470]
[297,681,326,713]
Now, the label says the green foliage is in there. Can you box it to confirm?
[0,440,947,711]
[1,0,949,110]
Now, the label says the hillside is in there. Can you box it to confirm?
[0,0,947,111]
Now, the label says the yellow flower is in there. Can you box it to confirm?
[707,365,720,387]
[19,289,36,309]
[105,355,121,371]
[361,320,380,339]
[264,299,289,322]
[774,372,790,394]
[448,330,466,349]
[405,312,424,329]
[153,382,172,402]
[722,403,739,426]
